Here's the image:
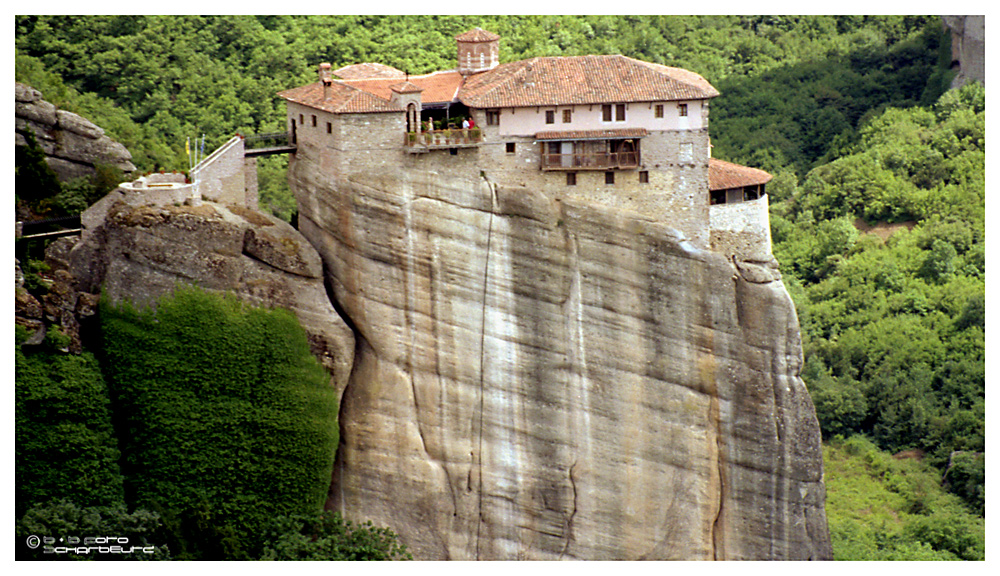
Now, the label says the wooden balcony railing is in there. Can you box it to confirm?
[540,151,639,171]
[406,128,483,148]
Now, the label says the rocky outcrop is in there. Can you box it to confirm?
[942,16,985,88]
[15,82,136,181]
[66,198,355,396]
[15,240,101,353]
[289,158,832,559]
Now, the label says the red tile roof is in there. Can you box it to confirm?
[277,81,402,114]
[333,62,405,80]
[390,81,424,94]
[708,158,773,191]
[459,55,719,108]
[456,28,500,42]
[281,52,720,115]
[535,128,648,140]
[342,70,464,105]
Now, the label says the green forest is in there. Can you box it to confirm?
[14,15,984,560]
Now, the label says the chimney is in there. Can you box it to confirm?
[319,62,333,99]
[524,63,534,87]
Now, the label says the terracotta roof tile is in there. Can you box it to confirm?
[459,55,720,108]
[277,82,402,114]
[390,81,424,94]
[343,70,464,105]
[535,128,648,140]
[708,158,773,191]
[456,28,500,42]
[333,62,405,79]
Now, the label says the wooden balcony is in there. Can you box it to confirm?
[540,150,639,171]
[406,128,482,152]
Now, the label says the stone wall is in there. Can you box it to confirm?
[292,102,715,251]
[709,195,773,261]
[190,136,256,208]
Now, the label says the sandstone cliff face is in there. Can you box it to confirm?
[942,16,985,88]
[288,158,832,559]
[15,82,136,181]
[67,199,355,396]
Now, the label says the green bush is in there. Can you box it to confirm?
[15,346,124,518]
[942,451,984,515]
[261,511,412,560]
[16,500,171,561]
[99,286,339,559]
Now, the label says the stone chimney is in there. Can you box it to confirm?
[524,62,534,87]
[456,28,500,76]
[319,62,333,99]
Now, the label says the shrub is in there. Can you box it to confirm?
[99,286,339,559]
[16,500,171,561]
[15,346,124,518]
[261,511,412,560]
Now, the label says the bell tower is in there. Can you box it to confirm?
[456,28,500,76]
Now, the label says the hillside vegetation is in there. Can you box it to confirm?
[15,287,409,560]
[15,16,983,560]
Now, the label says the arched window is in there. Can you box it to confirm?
[407,103,418,133]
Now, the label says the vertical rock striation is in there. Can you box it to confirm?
[289,156,831,560]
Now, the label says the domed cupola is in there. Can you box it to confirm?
[456,28,500,76]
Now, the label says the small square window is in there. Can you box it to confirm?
[450,148,458,156]
[562,109,572,123]
[654,104,664,118]
[326,122,332,134]
[486,109,500,126]
[506,142,516,154]
[602,104,612,122]
[312,115,317,127]
[605,171,615,185]
[615,104,626,122]
[678,103,688,117]
[299,114,304,124]
[567,172,577,186]
[545,110,555,124]
[639,171,649,183]
[710,190,726,205]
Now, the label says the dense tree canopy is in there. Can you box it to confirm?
[771,84,984,514]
